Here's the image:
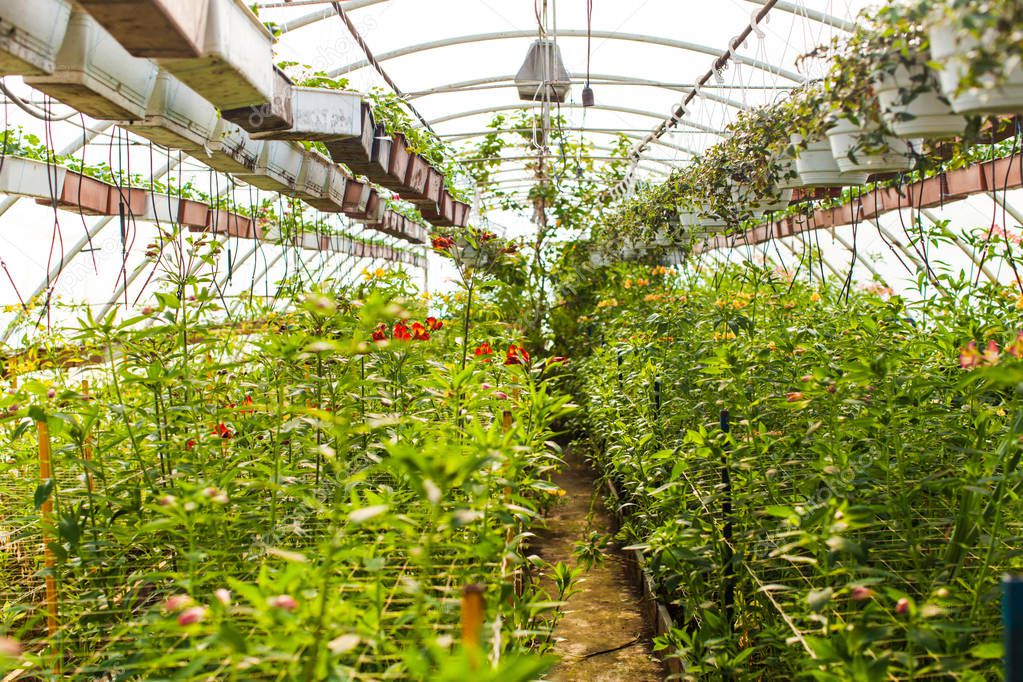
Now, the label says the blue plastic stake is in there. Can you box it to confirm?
[1006,574,1023,682]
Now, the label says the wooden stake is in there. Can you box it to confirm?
[37,421,58,638]
[501,410,513,433]
[460,584,485,669]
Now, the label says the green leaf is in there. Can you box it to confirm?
[34,478,54,510]
[807,588,833,612]
[968,642,1003,659]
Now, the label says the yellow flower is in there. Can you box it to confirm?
[374,268,387,278]
[623,279,632,289]
[810,292,821,303]
[1015,293,1023,310]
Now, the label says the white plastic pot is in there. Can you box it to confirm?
[25,11,159,120]
[732,184,792,215]
[125,70,219,154]
[76,0,211,59]
[208,119,264,174]
[295,151,332,201]
[875,64,966,139]
[0,0,71,75]
[300,232,320,251]
[158,0,274,110]
[238,140,304,194]
[826,115,918,175]
[931,21,1023,116]
[678,205,728,233]
[793,136,868,187]
[776,158,807,191]
[0,156,66,200]
[141,193,181,224]
[251,87,363,141]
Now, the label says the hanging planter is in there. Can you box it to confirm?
[125,70,219,154]
[237,140,304,194]
[294,151,332,204]
[677,204,728,234]
[325,102,375,173]
[0,157,67,200]
[341,179,371,217]
[875,64,966,139]
[402,153,430,200]
[366,132,393,185]
[77,0,210,59]
[930,20,1023,116]
[382,134,411,192]
[208,119,264,174]
[41,171,111,215]
[792,136,868,187]
[0,0,72,75]
[107,185,148,217]
[157,0,274,110]
[234,82,363,140]
[177,198,210,227]
[826,115,919,176]
[452,200,471,228]
[359,191,386,226]
[26,11,159,120]
[140,193,181,225]
[304,167,347,213]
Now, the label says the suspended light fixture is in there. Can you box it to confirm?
[515,39,570,103]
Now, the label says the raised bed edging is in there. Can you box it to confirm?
[603,476,685,678]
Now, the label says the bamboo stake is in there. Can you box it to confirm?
[460,584,485,669]
[37,421,59,639]
[82,380,94,493]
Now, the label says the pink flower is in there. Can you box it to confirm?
[177,605,207,626]
[164,594,193,611]
[959,341,980,370]
[214,588,231,606]
[895,598,910,615]
[268,594,297,611]
[493,391,510,400]
[157,494,176,507]
[785,391,805,402]
[850,586,873,602]
[0,636,22,658]
[983,339,1000,365]
[1008,332,1023,358]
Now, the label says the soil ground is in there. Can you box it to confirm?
[535,452,664,681]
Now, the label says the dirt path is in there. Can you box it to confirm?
[536,452,664,681]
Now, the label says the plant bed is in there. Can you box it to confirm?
[207,119,264,174]
[979,155,1023,192]
[241,85,363,141]
[157,0,275,110]
[77,0,210,59]
[221,67,293,136]
[39,170,110,215]
[0,156,67,200]
[177,197,210,227]
[25,11,159,120]
[236,140,304,195]
[0,0,72,75]
[324,102,375,173]
[942,165,988,200]
[124,70,220,154]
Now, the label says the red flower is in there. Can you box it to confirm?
[185,439,196,450]
[503,344,530,366]
[213,423,233,439]
[959,341,980,370]
[545,356,568,367]
[431,235,454,251]
[425,316,443,331]
[411,322,430,341]
[500,243,518,255]
[238,394,254,414]
[372,322,387,342]
[479,230,496,242]
[474,342,494,361]
[393,322,412,342]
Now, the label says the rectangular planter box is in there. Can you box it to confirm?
[26,11,159,120]
[0,0,71,75]
[205,208,232,235]
[244,85,363,141]
[403,154,430,200]
[942,166,987,201]
[324,103,374,173]
[358,190,385,226]
[295,150,332,203]
[141,192,181,224]
[77,0,210,59]
[0,156,67,200]
[452,200,470,227]
[221,66,293,135]
[40,171,110,215]
[108,185,148,217]
[208,119,264,174]
[980,156,1023,192]
[225,212,254,239]
[124,70,219,154]
[158,0,274,110]
[341,179,371,217]
[365,134,392,185]
[177,198,210,227]
[380,134,411,192]
[236,140,304,194]
[304,166,346,213]
[299,232,319,251]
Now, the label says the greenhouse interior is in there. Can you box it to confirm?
[1,0,1023,679]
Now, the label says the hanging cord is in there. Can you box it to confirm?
[0,79,78,122]
[585,0,593,91]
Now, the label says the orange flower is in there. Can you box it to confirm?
[504,344,530,366]
[213,422,233,439]
[393,322,412,342]
[475,342,494,361]
[425,316,443,331]
[411,322,430,341]
[372,322,387,341]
